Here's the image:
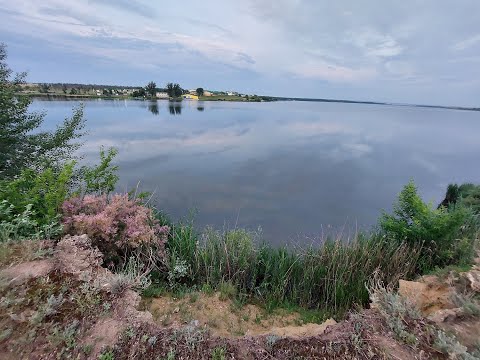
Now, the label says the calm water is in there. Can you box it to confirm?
[31,98,480,244]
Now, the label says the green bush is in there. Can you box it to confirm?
[0,162,74,227]
[0,201,62,241]
[380,180,477,271]
[79,146,119,195]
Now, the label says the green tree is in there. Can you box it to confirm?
[0,43,86,179]
[379,180,476,270]
[146,81,157,97]
[166,83,183,98]
[39,83,50,93]
[166,83,174,97]
[80,147,119,195]
[196,87,204,96]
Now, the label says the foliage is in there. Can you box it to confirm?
[379,180,477,271]
[62,194,169,265]
[145,81,157,97]
[166,83,183,98]
[110,255,152,294]
[166,222,420,316]
[80,146,119,195]
[0,43,86,179]
[132,88,146,97]
[196,88,204,96]
[0,162,74,227]
[0,201,62,242]
[367,274,420,345]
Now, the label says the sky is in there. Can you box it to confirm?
[1,0,479,106]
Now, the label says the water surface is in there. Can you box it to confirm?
[31,98,480,244]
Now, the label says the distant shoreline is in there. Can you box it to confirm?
[21,92,480,111]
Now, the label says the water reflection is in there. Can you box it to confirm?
[197,101,205,112]
[168,102,182,115]
[148,102,159,115]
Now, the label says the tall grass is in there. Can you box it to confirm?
[159,180,478,318]
[166,225,421,317]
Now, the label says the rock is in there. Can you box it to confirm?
[0,259,54,286]
[463,271,480,293]
[427,308,463,323]
[55,234,103,281]
[398,279,454,315]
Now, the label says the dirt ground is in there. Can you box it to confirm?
[143,292,336,338]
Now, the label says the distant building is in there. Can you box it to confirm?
[183,94,198,100]
[188,89,197,95]
[156,92,169,99]
[203,91,212,96]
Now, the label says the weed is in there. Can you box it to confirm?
[189,292,199,303]
[367,274,420,345]
[266,334,281,349]
[164,349,175,360]
[211,346,227,360]
[124,326,136,339]
[218,281,236,301]
[201,283,214,296]
[433,330,477,359]
[98,349,115,360]
[143,284,166,298]
[82,344,93,355]
[0,328,12,341]
[171,326,206,351]
[452,293,480,318]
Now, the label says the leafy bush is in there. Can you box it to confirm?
[0,162,74,242]
[379,180,477,271]
[0,201,62,242]
[79,147,119,195]
[62,194,169,266]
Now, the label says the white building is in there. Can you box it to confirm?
[156,92,169,99]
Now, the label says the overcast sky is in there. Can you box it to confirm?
[1,0,479,106]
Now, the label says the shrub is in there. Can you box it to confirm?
[0,162,74,227]
[79,147,119,195]
[379,180,477,271]
[0,201,62,241]
[62,194,169,266]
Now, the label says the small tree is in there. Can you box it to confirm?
[196,87,204,96]
[0,43,86,179]
[379,180,476,270]
[146,81,156,97]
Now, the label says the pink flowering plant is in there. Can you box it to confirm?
[62,194,169,267]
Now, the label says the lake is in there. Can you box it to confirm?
[31,98,480,244]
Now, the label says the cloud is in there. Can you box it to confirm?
[91,0,156,19]
[452,34,480,51]
[1,0,479,105]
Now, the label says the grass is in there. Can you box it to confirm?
[164,222,422,318]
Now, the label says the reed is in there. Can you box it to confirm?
[166,225,421,317]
